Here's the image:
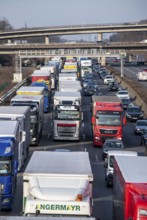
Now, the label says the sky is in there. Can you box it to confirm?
[0,0,147,40]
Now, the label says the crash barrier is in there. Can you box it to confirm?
[0,77,29,104]
[107,66,147,117]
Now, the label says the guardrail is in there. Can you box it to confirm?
[0,77,29,104]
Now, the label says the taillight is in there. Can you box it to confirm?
[76,194,83,201]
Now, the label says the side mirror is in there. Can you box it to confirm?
[123,116,127,126]
[20,131,26,142]
[91,116,95,125]
[14,160,18,174]
[104,158,108,168]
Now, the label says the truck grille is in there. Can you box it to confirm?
[57,124,76,137]
[100,129,117,135]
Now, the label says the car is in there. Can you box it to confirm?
[120,98,133,110]
[140,128,147,146]
[134,119,147,135]
[116,90,130,99]
[83,84,97,96]
[102,139,124,160]
[108,82,120,91]
[103,75,115,84]
[126,106,144,122]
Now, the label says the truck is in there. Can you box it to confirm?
[137,68,147,81]
[136,54,145,65]
[23,151,93,217]
[16,85,49,113]
[113,156,147,220]
[0,120,25,210]
[104,150,138,187]
[31,70,51,90]
[40,65,57,89]
[31,82,50,112]
[11,95,44,146]
[80,59,92,78]
[0,106,30,171]
[53,91,83,141]
[91,96,126,147]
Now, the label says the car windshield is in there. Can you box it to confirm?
[137,121,147,126]
[119,91,128,95]
[105,141,123,148]
[122,99,130,103]
[128,108,141,113]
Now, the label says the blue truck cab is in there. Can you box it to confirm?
[0,121,20,210]
[31,81,50,113]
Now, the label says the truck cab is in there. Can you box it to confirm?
[0,120,24,210]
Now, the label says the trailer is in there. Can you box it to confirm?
[23,151,93,217]
[113,156,147,220]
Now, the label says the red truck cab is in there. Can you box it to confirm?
[91,96,126,147]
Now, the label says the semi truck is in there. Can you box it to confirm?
[23,151,93,217]
[53,91,83,141]
[30,82,51,112]
[136,54,145,65]
[0,106,30,171]
[80,59,92,78]
[113,156,147,220]
[11,95,44,146]
[91,96,126,147]
[31,70,51,90]
[17,85,49,113]
[104,150,137,187]
[0,120,25,210]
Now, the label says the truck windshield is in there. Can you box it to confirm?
[96,111,121,126]
[55,110,80,120]
[0,160,11,175]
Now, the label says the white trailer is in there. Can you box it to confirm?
[0,106,30,171]
[0,217,95,220]
[59,80,82,93]
[11,95,44,146]
[59,73,78,82]
[16,86,44,95]
[23,151,93,217]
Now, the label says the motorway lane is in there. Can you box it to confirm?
[0,74,145,220]
[113,64,147,88]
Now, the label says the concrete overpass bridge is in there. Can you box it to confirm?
[0,22,147,44]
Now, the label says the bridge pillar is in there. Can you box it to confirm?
[7,39,12,44]
[45,36,50,44]
[97,33,102,42]
[100,56,106,66]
